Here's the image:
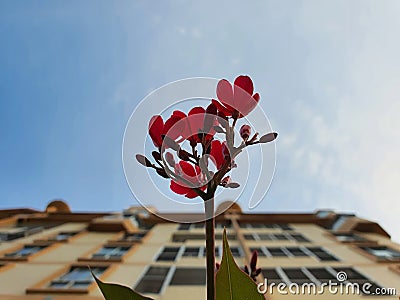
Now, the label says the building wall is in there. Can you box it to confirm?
[0,210,399,300]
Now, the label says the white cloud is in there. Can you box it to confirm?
[278,0,400,241]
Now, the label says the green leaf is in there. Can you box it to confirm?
[216,229,264,300]
[93,272,153,300]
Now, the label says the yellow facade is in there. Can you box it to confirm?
[0,201,399,299]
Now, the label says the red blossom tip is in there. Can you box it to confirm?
[148,115,164,148]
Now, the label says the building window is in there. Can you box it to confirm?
[172,233,237,242]
[48,266,106,290]
[135,266,207,293]
[0,226,43,242]
[170,268,206,285]
[250,246,337,261]
[157,245,243,261]
[156,247,180,261]
[178,222,231,230]
[267,247,288,257]
[359,246,400,261]
[135,266,171,294]
[282,268,311,284]
[91,246,131,260]
[332,232,368,243]
[249,247,266,257]
[288,233,310,242]
[307,268,338,283]
[239,223,292,230]
[244,232,310,242]
[182,247,203,257]
[4,245,47,259]
[178,224,191,230]
[285,247,309,257]
[119,231,147,242]
[306,247,339,261]
[244,234,256,241]
[202,246,243,257]
[49,232,78,242]
[262,268,283,284]
[264,247,308,257]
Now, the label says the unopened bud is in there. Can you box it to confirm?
[240,125,251,140]
[165,152,175,167]
[221,176,231,186]
[135,154,152,167]
[250,250,258,271]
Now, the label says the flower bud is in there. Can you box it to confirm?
[204,103,217,132]
[136,154,152,167]
[250,250,258,271]
[243,265,250,275]
[165,152,175,168]
[221,176,231,186]
[240,125,251,140]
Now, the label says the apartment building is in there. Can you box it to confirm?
[0,199,399,299]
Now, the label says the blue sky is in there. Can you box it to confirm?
[1,1,399,240]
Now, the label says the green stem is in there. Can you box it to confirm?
[204,197,215,300]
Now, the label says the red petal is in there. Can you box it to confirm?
[216,79,235,109]
[185,189,200,198]
[211,99,232,117]
[236,93,259,118]
[234,75,254,95]
[253,93,260,102]
[162,115,185,140]
[178,161,197,178]
[194,164,202,176]
[188,107,205,116]
[173,110,187,119]
[210,140,224,170]
[170,180,190,195]
[185,185,207,198]
[186,107,206,143]
[148,115,164,148]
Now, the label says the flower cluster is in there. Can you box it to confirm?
[136,75,277,200]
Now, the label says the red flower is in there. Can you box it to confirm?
[212,75,260,118]
[170,161,206,198]
[180,106,217,146]
[148,112,186,148]
[209,140,225,170]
